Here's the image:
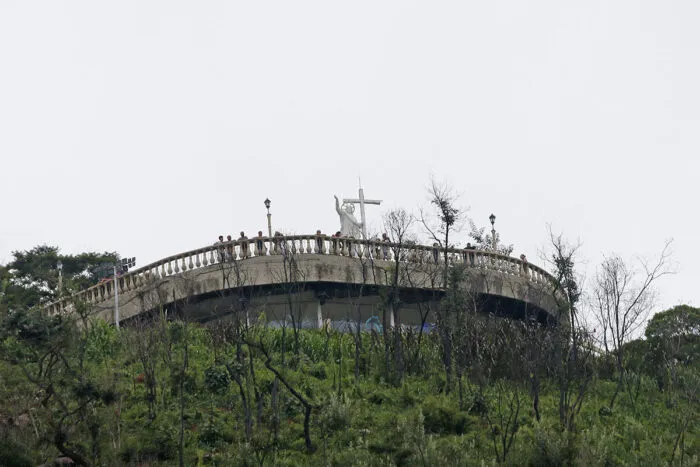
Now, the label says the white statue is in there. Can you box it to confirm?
[335,195,363,238]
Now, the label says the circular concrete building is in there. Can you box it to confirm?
[47,235,562,329]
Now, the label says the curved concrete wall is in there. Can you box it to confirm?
[83,253,560,326]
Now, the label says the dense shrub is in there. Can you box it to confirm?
[0,439,33,467]
[309,361,328,380]
[421,396,471,435]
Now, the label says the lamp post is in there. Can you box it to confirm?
[264,198,272,238]
[57,261,63,295]
[489,213,497,251]
[114,256,136,329]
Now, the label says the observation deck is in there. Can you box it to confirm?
[46,235,562,328]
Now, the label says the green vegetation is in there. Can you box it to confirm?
[0,238,697,466]
[0,245,118,312]
[0,305,697,466]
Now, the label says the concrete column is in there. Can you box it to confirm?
[317,301,323,329]
[389,303,395,328]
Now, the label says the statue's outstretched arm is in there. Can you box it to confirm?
[334,195,341,214]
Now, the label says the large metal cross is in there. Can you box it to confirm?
[343,182,382,238]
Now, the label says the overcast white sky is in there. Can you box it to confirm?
[1,1,697,315]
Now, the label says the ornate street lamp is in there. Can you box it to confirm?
[264,198,272,238]
[489,213,497,251]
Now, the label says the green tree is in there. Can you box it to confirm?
[466,218,513,256]
[643,305,700,402]
[0,265,10,315]
[646,305,700,342]
[0,306,117,466]
[1,245,117,312]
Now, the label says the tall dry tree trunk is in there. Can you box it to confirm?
[420,179,462,393]
[383,208,414,384]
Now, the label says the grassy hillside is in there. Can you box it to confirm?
[0,308,697,466]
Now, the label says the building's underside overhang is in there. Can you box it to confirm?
[123,281,558,328]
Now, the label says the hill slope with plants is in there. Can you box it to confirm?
[0,303,697,466]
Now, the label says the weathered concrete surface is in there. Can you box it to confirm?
[85,253,559,326]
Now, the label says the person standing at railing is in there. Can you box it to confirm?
[255,231,265,256]
[273,231,286,257]
[345,235,353,257]
[463,243,476,266]
[238,232,249,258]
[349,236,362,257]
[381,233,390,260]
[331,231,342,255]
[315,230,324,254]
[225,235,234,261]
[215,235,225,262]
[520,254,529,277]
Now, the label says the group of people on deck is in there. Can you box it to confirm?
[212,231,529,270]
[214,231,268,261]
[212,230,386,260]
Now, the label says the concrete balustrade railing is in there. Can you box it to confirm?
[45,235,556,315]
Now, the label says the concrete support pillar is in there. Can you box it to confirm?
[317,301,324,329]
[389,303,395,328]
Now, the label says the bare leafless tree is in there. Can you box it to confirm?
[593,240,674,408]
[381,208,416,384]
[420,179,464,392]
[420,178,463,283]
[343,232,382,383]
[274,235,309,357]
